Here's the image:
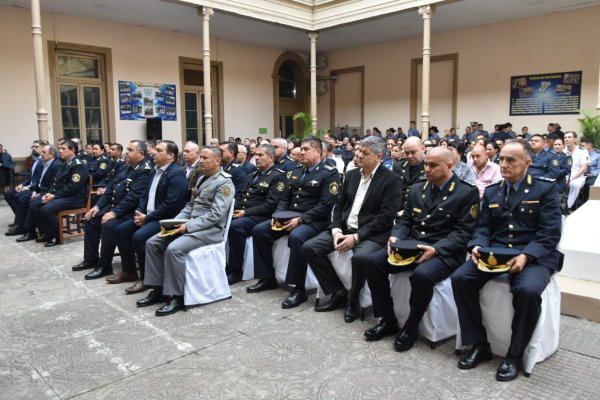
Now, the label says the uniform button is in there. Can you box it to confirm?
[508,224,514,229]
[421,222,425,226]
[421,231,425,235]
[294,203,297,207]
[509,213,512,217]
[508,244,513,248]
[243,199,247,202]
[509,234,513,238]
[298,188,302,191]
[296,195,299,198]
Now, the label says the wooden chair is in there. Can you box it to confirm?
[57,176,93,245]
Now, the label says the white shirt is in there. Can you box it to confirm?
[327,155,345,174]
[146,165,168,213]
[185,159,199,178]
[566,146,589,178]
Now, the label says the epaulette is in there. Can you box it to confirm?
[73,158,82,165]
[231,163,240,168]
[487,180,502,187]
[535,176,556,182]
[324,164,336,171]
[274,167,285,173]
[143,161,152,170]
[221,170,232,178]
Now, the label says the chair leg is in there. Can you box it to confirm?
[58,215,65,245]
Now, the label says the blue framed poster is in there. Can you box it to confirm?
[118,80,177,121]
[509,71,582,116]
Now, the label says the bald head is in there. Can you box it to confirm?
[428,146,453,164]
[402,136,425,166]
[424,147,454,186]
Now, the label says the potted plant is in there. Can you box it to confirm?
[578,109,600,148]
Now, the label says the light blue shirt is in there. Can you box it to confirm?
[146,165,168,213]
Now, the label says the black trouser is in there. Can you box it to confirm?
[452,260,553,358]
[355,248,455,335]
[227,216,264,276]
[302,230,381,307]
[83,214,129,268]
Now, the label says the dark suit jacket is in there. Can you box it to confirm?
[392,159,426,211]
[31,158,61,194]
[137,162,188,224]
[330,166,402,245]
[393,173,480,269]
[469,174,563,271]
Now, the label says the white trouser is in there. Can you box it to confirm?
[567,175,586,208]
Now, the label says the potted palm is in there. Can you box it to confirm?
[578,109,600,148]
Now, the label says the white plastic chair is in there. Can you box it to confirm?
[455,274,561,374]
[184,203,235,306]
[390,272,458,346]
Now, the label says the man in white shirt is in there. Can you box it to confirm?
[564,131,589,208]
[470,144,502,199]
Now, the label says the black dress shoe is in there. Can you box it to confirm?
[16,232,37,242]
[227,272,243,285]
[364,319,399,341]
[246,278,278,293]
[35,235,49,243]
[315,292,346,312]
[136,289,169,307]
[6,229,25,236]
[84,266,113,280]
[458,343,493,370]
[44,237,59,247]
[8,223,16,229]
[496,357,520,381]
[282,289,308,309]
[72,260,97,272]
[394,329,419,352]
[155,296,185,316]
[344,305,360,323]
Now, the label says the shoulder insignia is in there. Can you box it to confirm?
[134,165,139,170]
[329,182,339,195]
[276,181,286,192]
[470,204,479,219]
[76,158,84,165]
[489,203,500,208]
[287,171,293,179]
[275,168,285,174]
[552,159,559,166]
[222,186,232,197]
[144,162,151,170]
[324,164,336,171]
[527,175,532,185]
[72,173,81,183]
[221,171,232,178]
[567,159,573,166]
[449,181,455,192]
[232,163,240,168]
[99,162,107,170]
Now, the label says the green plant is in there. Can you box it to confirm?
[577,109,600,148]
[291,111,326,140]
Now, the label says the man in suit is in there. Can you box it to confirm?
[71,141,152,280]
[26,140,89,247]
[393,137,426,212]
[302,136,402,322]
[236,144,257,175]
[4,140,44,231]
[226,143,286,285]
[110,141,189,294]
[12,145,61,241]
[137,146,235,316]
[248,136,340,309]
[451,139,563,381]
[355,147,479,351]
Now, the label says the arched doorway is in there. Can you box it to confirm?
[272,52,308,138]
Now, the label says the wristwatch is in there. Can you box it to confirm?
[297,217,303,225]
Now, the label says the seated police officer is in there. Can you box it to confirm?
[226,143,286,285]
[528,134,559,181]
[248,136,340,309]
[392,137,426,213]
[71,141,152,280]
[113,141,189,294]
[219,142,247,195]
[302,136,402,322]
[137,147,235,316]
[355,147,479,350]
[27,140,89,247]
[451,139,563,381]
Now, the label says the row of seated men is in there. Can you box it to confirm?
[5,135,561,382]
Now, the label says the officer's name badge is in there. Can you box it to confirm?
[413,208,422,213]
[489,203,500,208]
[522,200,539,204]
[259,182,269,187]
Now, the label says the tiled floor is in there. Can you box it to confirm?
[1,202,598,399]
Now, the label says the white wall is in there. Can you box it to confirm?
[318,5,600,136]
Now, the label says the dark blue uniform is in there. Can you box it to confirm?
[392,159,426,211]
[356,174,479,337]
[223,160,247,196]
[252,161,340,288]
[452,174,563,358]
[114,162,188,279]
[227,166,286,277]
[275,154,297,172]
[88,155,110,185]
[83,159,152,272]
[555,152,571,194]
[28,157,89,241]
[528,149,559,181]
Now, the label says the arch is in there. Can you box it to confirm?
[272,52,309,138]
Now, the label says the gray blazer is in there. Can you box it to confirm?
[176,168,235,244]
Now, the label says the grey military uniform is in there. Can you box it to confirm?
[144,168,235,296]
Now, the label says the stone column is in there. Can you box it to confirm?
[200,6,214,146]
[31,0,48,141]
[308,32,319,133]
[418,5,435,140]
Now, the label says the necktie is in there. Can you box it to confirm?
[197,174,209,189]
[505,184,514,204]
